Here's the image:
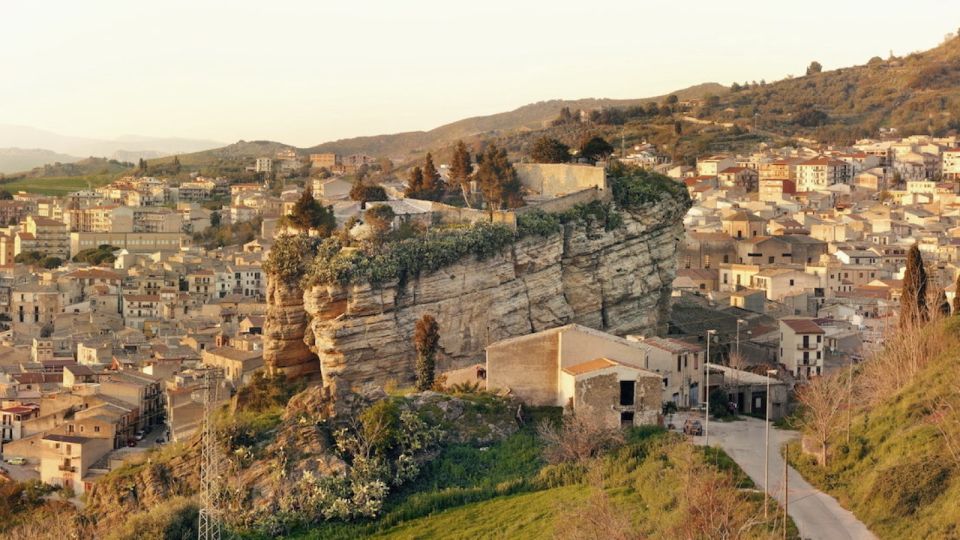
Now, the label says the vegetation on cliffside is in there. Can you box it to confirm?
[265,165,690,290]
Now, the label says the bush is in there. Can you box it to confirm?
[536,414,625,464]
[306,222,515,287]
[105,496,198,540]
[609,165,689,208]
[516,209,561,237]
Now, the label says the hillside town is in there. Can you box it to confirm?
[0,130,950,502]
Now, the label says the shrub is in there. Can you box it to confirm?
[105,496,198,540]
[536,414,625,464]
[609,165,689,208]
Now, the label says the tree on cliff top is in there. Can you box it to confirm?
[449,140,474,207]
[474,144,523,214]
[287,188,336,236]
[414,314,440,391]
[901,244,928,329]
[530,136,571,164]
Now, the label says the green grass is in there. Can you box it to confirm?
[787,320,960,539]
[0,174,114,195]
[284,424,793,540]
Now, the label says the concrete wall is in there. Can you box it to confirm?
[558,329,647,370]
[515,187,611,216]
[486,333,559,406]
[430,202,517,229]
[515,164,607,197]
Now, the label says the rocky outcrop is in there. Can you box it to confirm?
[264,278,321,379]
[265,195,688,393]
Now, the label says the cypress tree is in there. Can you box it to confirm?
[421,153,444,200]
[449,141,473,207]
[405,166,424,198]
[901,244,928,328]
[414,314,440,391]
[953,273,960,314]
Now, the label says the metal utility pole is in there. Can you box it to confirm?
[198,368,223,540]
[736,318,746,358]
[764,368,777,520]
[704,329,716,445]
[783,444,789,540]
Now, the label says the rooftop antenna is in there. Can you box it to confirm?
[196,368,223,540]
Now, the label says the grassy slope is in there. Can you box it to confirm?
[294,425,794,540]
[0,174,115,195]
[788,320,960,539]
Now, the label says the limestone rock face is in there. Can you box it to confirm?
[264,277,321,378]
[267,197,688,391]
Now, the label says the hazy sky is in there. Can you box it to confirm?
[3,1,959,147]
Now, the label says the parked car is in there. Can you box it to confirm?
[127,439,137,447]
[683,419,704,436]
[6,457,26,466]
[134,431,145,441]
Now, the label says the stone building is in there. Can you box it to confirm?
[485,324,662,428]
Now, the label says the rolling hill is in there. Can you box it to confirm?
[303,83,728,158]
[707,34,960,143]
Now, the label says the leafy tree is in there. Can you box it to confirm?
[350,179,387,203]
[414,314,440,391]
[730,82,742,92]
[551,106,576,126]
[14,251,43,265]
[530,137,571,163]
[172,155,182,175]
[901,244,928,329]
[474,144,523,213]
[665,94,679,105]
[806,61,823,75]
[0,190,12,200]
[405,167,425,198]
[794,105,828,127]
[674,120,683,135]
[138,158,147,173]
[287,188,336,235]
[210,211,221,227]
[579,136,614,162]
[364,204,395,242]
[449,141,473,206]
[73,245,118,265]
[39,256,62,269]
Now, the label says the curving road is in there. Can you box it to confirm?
[681,414,876,540]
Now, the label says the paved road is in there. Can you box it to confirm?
[679,413,876,540]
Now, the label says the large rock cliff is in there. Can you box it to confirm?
[264,196,688,392]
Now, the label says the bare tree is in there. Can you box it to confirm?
[536,414,624,464]
[796,373,848,466]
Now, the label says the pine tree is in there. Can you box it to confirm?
[288,188,336,236]
[414,314,440,391]
[474,144,523,214]
[449,141,473,207]
[405,166,424,198]
[901,244,928,328]
[421,153,445,200]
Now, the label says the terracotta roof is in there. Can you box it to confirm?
[780,318,825,334]
[562,358,617,376]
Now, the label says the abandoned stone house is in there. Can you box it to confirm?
[485,324,662,428]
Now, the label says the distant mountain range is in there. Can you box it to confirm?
[0,124,223,173]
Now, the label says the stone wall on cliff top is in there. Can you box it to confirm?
[264,195,688,390]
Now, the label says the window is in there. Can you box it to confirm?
[620,381,635,406]
[789,279,795,286]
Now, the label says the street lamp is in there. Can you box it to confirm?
[764,368,778,520]
[736,319,747,359]
[705,329,717,445]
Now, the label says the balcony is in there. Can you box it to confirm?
[58,464,76,472]
[796,344,819,351]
